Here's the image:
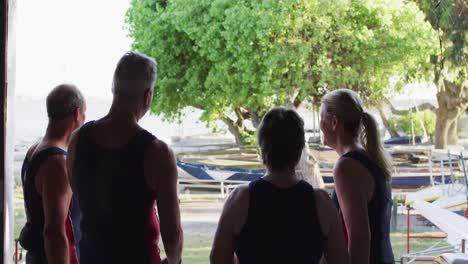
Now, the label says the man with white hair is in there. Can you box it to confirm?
[67,51,183,264]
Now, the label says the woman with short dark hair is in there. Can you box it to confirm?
[210,107,348,264]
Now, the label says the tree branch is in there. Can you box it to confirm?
[293,90,306,108]
[376,105,400,138]
[191,103,205,110]
[248,108,262,129]
[385,97,437,115]
[219,112,243,145]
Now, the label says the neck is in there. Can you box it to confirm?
[264,167,298,188]
[334,135,360,156]
[44,122,73,149]
[107,99,141,125]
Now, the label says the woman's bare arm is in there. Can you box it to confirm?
[334,158,371,264]
[210,185,249,264]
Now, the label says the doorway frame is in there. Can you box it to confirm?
[1,0,16,263]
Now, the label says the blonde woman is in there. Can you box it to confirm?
[320,89,394,264]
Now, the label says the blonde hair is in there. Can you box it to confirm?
[321,89,393,181]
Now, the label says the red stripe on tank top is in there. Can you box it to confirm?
[147,201,162,264]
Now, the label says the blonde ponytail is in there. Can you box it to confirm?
[361,111,393,181]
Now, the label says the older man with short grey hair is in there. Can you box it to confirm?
[67,51,183,264]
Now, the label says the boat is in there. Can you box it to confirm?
[385,135,422,145]
[176,160,454,188]
[406,184,468,212]
[176,145,465,188]
[400,153,468,262]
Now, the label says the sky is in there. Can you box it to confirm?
[16,0,133,98]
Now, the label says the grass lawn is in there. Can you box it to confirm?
[158,233,449,264]
[391,232,449,261]
[14,187,26,239]
[160,234,213,263]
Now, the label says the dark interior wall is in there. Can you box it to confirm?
[1,0,16,263]
[0,0,8,260]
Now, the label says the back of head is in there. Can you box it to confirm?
[112,51,157,101]
[257,107,305,171]
[46,84,85,122]
[321,88,392,181]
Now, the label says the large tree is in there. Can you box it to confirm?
[127,0,436,145]
[414,0,467,149]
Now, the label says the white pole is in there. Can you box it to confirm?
[221,181,225,199]
[441,160,445,185]
[429,150,434,186]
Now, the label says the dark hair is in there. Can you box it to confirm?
[257,107,305,171]
[46,84,84,121]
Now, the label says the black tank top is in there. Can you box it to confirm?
[19,147,75,261]
[235,178,324,264]
[332,150,395,264]
[72,121,161,264]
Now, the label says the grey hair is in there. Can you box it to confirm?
[46,84,85,121]
[112,51,157,99]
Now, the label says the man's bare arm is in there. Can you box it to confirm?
[145,140,183,264]
[40,155,72,264]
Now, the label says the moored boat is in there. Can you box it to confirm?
[176,160,454,188]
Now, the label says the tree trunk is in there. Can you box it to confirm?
[447,117,458,145]
[248,109,262,129]
[225,121,243,146]
[377,105,400,138]
[434,78,468,149]
[220,114,244,146]
[434,110,450,149]
[434,91,462,149]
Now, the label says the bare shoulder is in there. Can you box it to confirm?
[146,138,174,161]
[314,188,337,215]
[69,127,81,143]
[223,185,250,234]
[144,138,177,192]
[314,189,332,204]
[333,157,367,182]
[225,185,249,209]
[68,127,83,151]
[334,155,373,189]
[333,157,358,174]
[26,143,39,160]
[38,154,68,188]
[146,138,176,167]
[42,154,67,170]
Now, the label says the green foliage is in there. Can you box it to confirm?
[414,0,467,86]
[126,0,437,143]
[390,110,436,138]
[415,0,466,65]
[316,0,438,100]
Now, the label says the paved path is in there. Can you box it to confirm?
[180,201,223,235]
